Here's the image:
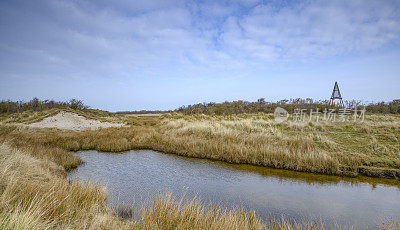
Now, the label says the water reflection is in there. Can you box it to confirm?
[68,150,400,229]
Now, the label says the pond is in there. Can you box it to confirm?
[67,150,400,229]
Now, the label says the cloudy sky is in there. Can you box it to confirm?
[1,0,399,111]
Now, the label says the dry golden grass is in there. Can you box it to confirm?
[378,220,400,230]
[0,144,126,229]
[139,191,265,230]
[155,113,400,177]
[138,190,329,230]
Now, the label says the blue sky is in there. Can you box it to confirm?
[0,0,399,111]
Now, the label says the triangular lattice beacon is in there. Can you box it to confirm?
[329,82,344,106]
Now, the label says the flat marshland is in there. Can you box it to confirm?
[0,109,399,229]
[3,110,399,177]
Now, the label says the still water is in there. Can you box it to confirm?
[68,150,400,229]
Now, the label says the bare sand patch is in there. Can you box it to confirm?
[28,111,125,131]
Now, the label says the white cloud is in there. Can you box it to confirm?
[220,0,400,61]
[1,0,399,82]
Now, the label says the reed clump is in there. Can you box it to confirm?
[0,144,127,229]
[139,191,266,229]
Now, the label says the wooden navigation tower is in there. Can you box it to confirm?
[329,81,344,106]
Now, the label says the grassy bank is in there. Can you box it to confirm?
[155,113,400,178]
[1,110,399,178]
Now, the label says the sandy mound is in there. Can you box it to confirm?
[28,111,124,131]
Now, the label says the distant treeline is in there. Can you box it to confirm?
[0,98,89,114]
[116,110,172,114]
[176,98,400,115]
[2,97,399,115]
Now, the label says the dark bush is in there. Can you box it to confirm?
[0,98,89,114]
[176,98,400,115]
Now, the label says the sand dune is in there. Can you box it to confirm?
[29,111,124,131]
